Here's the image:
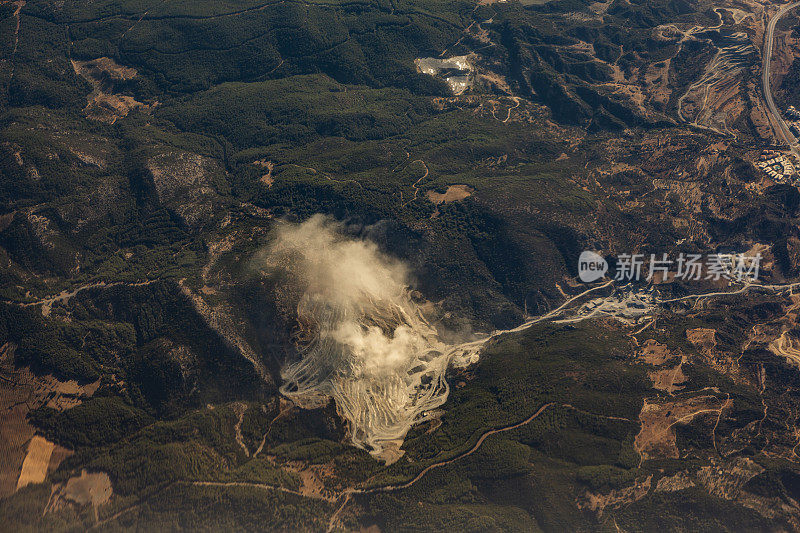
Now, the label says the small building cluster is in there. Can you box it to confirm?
[756,149,796,182]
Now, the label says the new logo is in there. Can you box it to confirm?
[578,251,608,282]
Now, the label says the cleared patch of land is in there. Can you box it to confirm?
[71,57,150,124]
[63,470,113,507]
[16,436,54,490]
[635,395,729,460]
[426,184,474,204]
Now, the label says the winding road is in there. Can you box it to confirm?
[87,274,800,530]
[354,402,555,495]
[92,402,559,531]
[763,1,800,159]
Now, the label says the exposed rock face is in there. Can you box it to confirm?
[146,151,227,230]
[655,471,695,492]
[578,475,653,517]
[697,457,764,500]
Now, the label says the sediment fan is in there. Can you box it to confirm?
[280,291,459,458]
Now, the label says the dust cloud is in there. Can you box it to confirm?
[260,215,468,462]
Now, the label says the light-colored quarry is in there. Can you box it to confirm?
[415,55,474,95]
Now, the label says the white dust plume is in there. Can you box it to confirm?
[260,215,476,462]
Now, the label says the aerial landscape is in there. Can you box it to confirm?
[7,0,800,530]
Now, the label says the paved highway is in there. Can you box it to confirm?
[763,1,800,159]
